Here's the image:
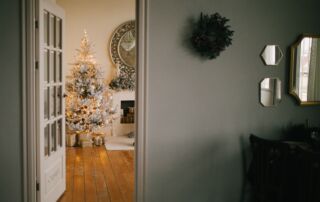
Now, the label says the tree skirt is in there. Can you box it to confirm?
[104,134,134,150]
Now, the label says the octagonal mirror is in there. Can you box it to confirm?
[260,78,281,107]
[261,45,283,66]
[290,35,320,105]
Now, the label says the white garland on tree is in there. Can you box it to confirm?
[65,31,111,134]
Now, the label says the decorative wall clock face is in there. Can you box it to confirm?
[108,20,136,91]
[109,20,136,68]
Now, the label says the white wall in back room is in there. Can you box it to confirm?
[56,0,135,83]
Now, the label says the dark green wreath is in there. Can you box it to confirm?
[191,12,234,59]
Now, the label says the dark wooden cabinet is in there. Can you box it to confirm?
[248,134,320,202]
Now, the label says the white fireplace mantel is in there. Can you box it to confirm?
[110,90,135,136]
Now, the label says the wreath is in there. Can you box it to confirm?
[191,12,234,59]
[108,65,135,91]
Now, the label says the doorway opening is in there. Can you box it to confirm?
[23,0,147,201]
[59,0,136,201]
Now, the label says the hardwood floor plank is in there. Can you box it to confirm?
[92,147,111,202]
[59,146,134,202]
[121,151,134,192]
[120,151,133,170]
[107,151,134,202]
[83,147,98,202]
[98,147,125,202]
[72,148,85,202]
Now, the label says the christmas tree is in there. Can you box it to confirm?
[66,31,109,137]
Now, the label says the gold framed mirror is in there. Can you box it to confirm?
[290,34,320,105]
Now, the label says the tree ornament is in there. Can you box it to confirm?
[191,12,234,60]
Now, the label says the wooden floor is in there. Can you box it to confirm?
[58,146,134,202]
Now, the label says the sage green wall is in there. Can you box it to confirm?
[1,0,320,202]
[0,0,23,201]
[145,0,320,201]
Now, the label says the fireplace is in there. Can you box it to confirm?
[120,100,135,124]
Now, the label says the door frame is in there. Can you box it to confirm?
[22,0,148,201]
[22,0,37,201]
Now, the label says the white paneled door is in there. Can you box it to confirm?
[37,0,66,201]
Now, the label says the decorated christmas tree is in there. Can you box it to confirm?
[65,31,110,141]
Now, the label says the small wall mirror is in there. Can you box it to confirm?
[260,78,282,107]
[290,35,320,105]
[261,45,283,66]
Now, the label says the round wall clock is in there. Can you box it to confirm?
[109,20,136,68]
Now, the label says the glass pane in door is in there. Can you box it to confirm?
[44,124,50,156]
[56,85,62,115]
[56,18,61,48]
[44,88,49,119]
[51,122,57,152]
[57,119,62,147]
[55,52,61,82]
[49,51,55,83]
[50,87,55,118]
[50,14,55,47]
[44,11,49,45]
[44,49,49,83]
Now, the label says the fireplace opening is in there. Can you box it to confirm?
[120,100,135,124]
